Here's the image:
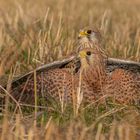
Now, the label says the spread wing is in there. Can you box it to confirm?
[12,55,76,87]
[107,58,140,73]
[1,55,140,88]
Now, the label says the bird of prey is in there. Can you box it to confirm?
[4,47,140,105]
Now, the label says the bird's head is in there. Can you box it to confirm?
[77,28,102,52]
[78,28,101,43]
[78,48,106,69]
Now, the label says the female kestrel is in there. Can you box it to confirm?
[9,47,140,105]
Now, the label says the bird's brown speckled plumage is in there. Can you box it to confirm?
[9,47,140,105]
[109,68,140,104]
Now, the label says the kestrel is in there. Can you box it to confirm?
[9,47,140,105]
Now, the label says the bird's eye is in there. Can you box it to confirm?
[86,30,92,34]
[86,51,91,56]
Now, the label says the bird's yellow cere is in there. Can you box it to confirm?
[78,30,88,38]
[79,50,87,58]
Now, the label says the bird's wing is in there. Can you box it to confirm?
[2,55,140,87]
[107,58,140,73]
[11,55,76,86]
[108,58,140,65]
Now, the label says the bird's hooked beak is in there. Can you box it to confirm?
[78,30,88,39]
[79,50,87,59]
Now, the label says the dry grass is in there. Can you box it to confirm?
[0,0,140,139]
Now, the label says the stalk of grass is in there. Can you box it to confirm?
[95,123,103,140]
[33,70,37,127]
[76,69,83,116]
[72,74,76,117]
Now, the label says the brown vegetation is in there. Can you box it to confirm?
[0,0,140,139]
